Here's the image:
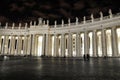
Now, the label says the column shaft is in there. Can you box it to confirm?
[27,35,31,55]
[101,29,107,57]
[68,33,72,57]
[17,35,20,55]
[45,34,49,56]
[2,35,6,55]
[0,36,1,54]
[34,36,38,56]
[54,34,57,57]
[23,35,27,55]
[9,35,12,55]
[93,30,97,57]
[42,34,45,56]
[49,35,52,56]
[15,36,19,55]
[76,33,80,57]
[61,34,65,57]
[7,36,10,55]
[11,36,15,55]
[111,28,118,57]
[4,36,9,55]
[79,34,82,57]
[29,35,32,56]
[27,35,31,56]
[84,32,88,55]
[32,34,35,56]
[56,36,59,57]
[19,36,22,55]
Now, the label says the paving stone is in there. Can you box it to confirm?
[0,57,120,80]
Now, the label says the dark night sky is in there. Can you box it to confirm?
[0,0,120,25]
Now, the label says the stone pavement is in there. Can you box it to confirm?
[0,57,120,80]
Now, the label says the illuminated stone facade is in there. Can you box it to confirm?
[0,9,120,57]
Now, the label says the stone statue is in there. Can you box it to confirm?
[100,11,103,20]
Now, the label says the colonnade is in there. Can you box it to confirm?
[45,27,119,57]
[0,35,31,56]
[1,27,119,57]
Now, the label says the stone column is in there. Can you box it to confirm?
[59,36,61,57]
[92,30,97,57]
[15,36,19,55]
[4,35,9,55]
[111,27,118,57]
[26,36,28,55]
[2,35,6,55]
[9,35,12,55]
[32,34,35,56]
[61,34,65,57]
[101,29,107,57]
[45,34,49,56]
[23,35,27,55]
[19,36,22,55]
[56,35,59,57]
[84,32,88,55]
[1,36,4,54]
[79,33,82,57]
[65,35,68,57]
[29,35,32,56]
[27,35,31,56]
[11,36,15,55]
[42,34,45,56]
[35,36,38,56]
[25,36,28,55]
[17,35,20,55]
[68,33,72,57]
[27,35,30,55]
[0,36,1,54]
[54,34,57,57]
[49,35,52,56]
[7,36,10,55]
[76,33,80,57]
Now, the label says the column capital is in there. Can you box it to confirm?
[76,32,79,35]
[102,28,106,31]
[69,32,73,35]
[112,27,116,29]
[93,30,97,32]
[61,33,64,35]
